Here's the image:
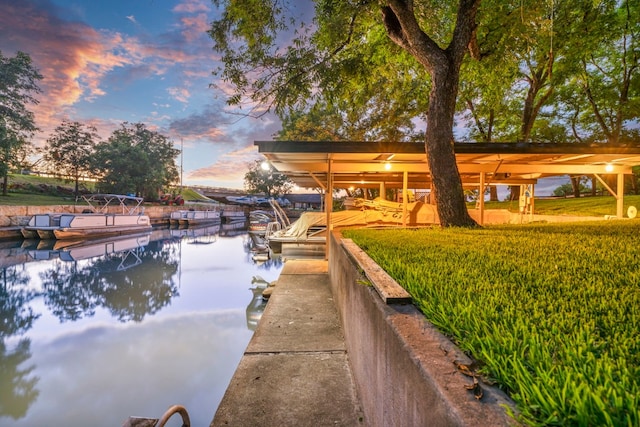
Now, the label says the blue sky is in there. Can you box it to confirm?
[0,0,313,188]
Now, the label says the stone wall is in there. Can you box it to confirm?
[328,230,518,426]
[0,205,182,227]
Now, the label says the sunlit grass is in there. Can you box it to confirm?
[344,222,640,426]
[477,195,640,217]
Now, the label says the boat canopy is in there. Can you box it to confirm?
[81,194,145,215]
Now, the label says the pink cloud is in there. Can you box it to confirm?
[180,13,211,42]
[173,0,210,14]
[186,146,261,183]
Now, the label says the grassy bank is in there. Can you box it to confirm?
[344,222,640,426]
[473,194,640,217]
[0,174,212,206]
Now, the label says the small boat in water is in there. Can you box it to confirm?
[169,209,221,226]
[248,210,275,235]
[22,194,152,240]
[21,214,62,239]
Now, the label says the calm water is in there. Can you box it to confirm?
[0,223,283,427]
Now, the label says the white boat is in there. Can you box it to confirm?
[21,214,62,239]
[169,209,221,226]
[22,194,152,240]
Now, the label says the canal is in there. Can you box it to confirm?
[0,223,283,427]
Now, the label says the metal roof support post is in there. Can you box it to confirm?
[402,170,408,227]
[325,157,333,260]
[379,181,385,200]
[594,172,625,218]
[478,172,485,225]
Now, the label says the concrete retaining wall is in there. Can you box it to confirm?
[328,231,518,426]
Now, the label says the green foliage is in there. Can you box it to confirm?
[0,50,42,193]
[344,223,640,426]
[244,159,293,197]
[92,123,179,200]
[552,182,590,198]
[43,120,99,196]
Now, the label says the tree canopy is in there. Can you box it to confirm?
[210,0,479,226]
[92,122,180,200]
[0,51,42,196]
[210,0,640,224]
[43,120,100,197]
[244,159,293,197]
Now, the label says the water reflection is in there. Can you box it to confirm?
[0,224,283,427]
[246,276,272,331]
[0,257,39,420]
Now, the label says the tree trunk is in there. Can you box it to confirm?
[2,173,7,196]
[571,176,581,198]
[426,63,477,227]
[509,185,520,201]
[489,186,498,202]
[382,0,479,227]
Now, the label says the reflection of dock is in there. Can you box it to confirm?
[169,223,221,239]
[221,206,247,223]
[0,240,33,268]
[219,220,247,236]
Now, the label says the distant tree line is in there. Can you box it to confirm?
[1,50,180,200]
[42,120,179,200]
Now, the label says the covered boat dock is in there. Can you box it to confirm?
[255,141,640,226]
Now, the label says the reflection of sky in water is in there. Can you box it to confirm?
[0,229,282,427]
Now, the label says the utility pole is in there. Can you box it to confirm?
[180,137,184,194]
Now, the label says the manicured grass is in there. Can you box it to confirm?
[0,193,81,206]
[0,174,211,205]
[343,222,640,426]
[476,194,640,217]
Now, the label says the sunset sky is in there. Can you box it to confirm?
[0,0,313,189]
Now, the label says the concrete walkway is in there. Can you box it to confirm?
[211,259,365,426]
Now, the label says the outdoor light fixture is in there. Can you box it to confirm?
[605,163,614,172]
[384,162,392,170]
[261,161,270,171]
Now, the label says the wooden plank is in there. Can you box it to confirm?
[341,239,412,304]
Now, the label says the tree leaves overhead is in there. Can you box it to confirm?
[210,1,431,140]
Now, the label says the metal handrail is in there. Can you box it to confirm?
[157,405,190,427]
[122,404,190,427]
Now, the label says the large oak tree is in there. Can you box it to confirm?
[210,0,479,227]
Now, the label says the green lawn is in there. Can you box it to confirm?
[474,194,640,217]
[0,173,212,206]
[344,223,640,426]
